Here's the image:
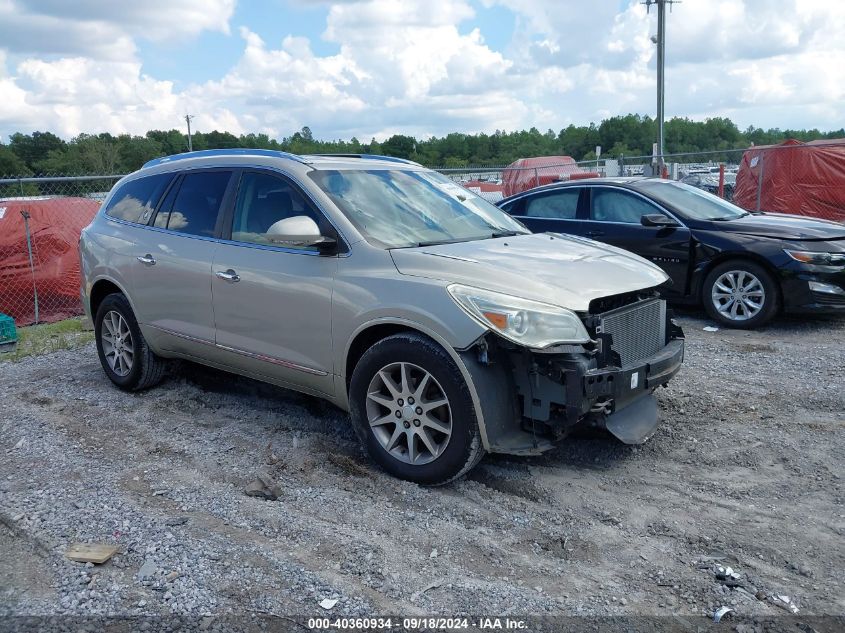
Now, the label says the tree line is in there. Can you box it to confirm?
[1,114,842,178]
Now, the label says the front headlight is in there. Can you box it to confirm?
[447,284,591,348]
[784,250,845,266]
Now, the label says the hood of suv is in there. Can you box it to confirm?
[390,233,669,312]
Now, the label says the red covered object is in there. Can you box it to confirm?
[734,139,845,222]
[0,197,100,325]
[502,156,598,197]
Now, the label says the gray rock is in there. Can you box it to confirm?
[137,560,157,580]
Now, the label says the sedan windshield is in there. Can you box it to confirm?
[637,180,749,221]
[309,169,528,248]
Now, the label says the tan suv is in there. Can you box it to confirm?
[80,150,684,484]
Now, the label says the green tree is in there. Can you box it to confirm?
[8,131,66,171]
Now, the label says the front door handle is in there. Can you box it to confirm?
[137,254,156,266]
[215,269,240,283]
[586,230,605,238]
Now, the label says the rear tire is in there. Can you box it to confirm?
[702,260,779,329]
[349,333,484,485]
[95,293,168,391]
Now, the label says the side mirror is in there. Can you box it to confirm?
[266,215,337,251]
[641,213,679,228]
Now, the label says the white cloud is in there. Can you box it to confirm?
[0,0,234,60]
[0,0,843,144]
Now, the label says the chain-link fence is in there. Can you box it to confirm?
[0,175,121,326]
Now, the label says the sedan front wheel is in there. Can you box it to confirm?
[703,260,779,328]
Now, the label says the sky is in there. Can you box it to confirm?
[0,0,843,142]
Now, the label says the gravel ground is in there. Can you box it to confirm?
[0,314,843,623]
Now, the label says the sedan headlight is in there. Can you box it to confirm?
[447,284,590,348]
[784,250,845,266]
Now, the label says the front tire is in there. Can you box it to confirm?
[702,260,779,329]
[349,333,484,485]
[95,293,168,391]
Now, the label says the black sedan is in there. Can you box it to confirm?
[497,178,845,328]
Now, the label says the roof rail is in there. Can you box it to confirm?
[309,153,422,166]
[142,149,308,169]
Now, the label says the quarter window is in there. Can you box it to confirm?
[591,189,659,223]
[159,171,232,237]
[230,172,322,248]
[522,189,580,219]
[103,174,172,224]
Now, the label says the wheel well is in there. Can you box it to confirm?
[89,280,123,320]
[698,254,782,300]
[345,324,418,387]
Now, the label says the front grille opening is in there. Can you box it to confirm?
[588,288,660,315]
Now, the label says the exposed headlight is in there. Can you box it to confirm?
[784,250,845,266]
[447,284,591,348]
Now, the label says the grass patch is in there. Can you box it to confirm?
[0,317,94,362]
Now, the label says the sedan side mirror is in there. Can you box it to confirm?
[266,215,337,251]
[641,213,680,228]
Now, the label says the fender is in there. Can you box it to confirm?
[339,316,494,451]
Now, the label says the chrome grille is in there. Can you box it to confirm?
[597,298,666,367]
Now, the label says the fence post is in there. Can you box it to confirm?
[718,163,725,199]
[755,153,765,212]
[21,210,40,325]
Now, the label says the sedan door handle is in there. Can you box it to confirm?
[215,269,240,283]
[137,254,156,266]
[586,230,605,238]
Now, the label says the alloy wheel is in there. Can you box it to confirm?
[101,310,134,376]
[711,269,766,321]
[365,362,452,465]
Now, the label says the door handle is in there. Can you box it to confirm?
[137,254,156,266]
[215,269,240,283]
[586,230,605,238]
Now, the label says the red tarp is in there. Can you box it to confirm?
[0,197,100,325]
[502,156,599,197]
[734,139,845,223]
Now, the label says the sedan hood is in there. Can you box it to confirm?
[390,233,669,312]
[704,212,845,240]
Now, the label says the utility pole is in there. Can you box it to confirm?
[643,0,678,172]
[185,114,194,152]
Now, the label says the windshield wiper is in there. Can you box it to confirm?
[490,230,526,238]
[411,237,475,248]
[710,213,748,221]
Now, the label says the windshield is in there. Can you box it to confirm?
[637,180,748,221]
[308,169,528,248]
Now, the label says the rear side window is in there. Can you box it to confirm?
[523,189,580,219]
[157,171,232,237]
[104,174,172,224]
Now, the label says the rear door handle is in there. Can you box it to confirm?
[586,231,605,238]
[215,269,240,283]
[137,254,156,266]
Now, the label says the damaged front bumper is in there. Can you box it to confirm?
[461,306,685,455]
